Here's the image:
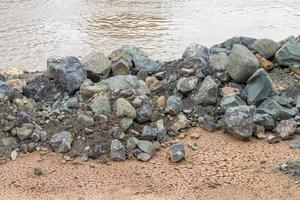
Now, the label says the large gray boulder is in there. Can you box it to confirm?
[223,106,255,140]
[49,131,73,153]
[257,99,297,120]
[275,41,300,66]
[191,76,218,106]
[83,52,111,81]
[47,57,87,94]
[251,38,280,59]
[225,44,259,83]
[245,69,274,105]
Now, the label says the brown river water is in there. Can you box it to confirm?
[0,0,300,71]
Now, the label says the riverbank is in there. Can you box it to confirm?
[1,36,300,196]
[1,128,300,200]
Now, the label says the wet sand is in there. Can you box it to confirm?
[1,128,300,200]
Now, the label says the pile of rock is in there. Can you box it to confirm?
[1,35,300,163]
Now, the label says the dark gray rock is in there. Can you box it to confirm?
[276,119,297,139]
[49,131,73,153]
[169,143,185,163]
[245,69,274,105]
[47,57,87,94]
[275,41,300,67]
[251,38,280,59]
[0,81,19,100]
[141,126,158,141]
[166,95,183,116]
[110,139,126,161]
[89,144,105,159]
[191,76,218,106]
[198,114,215,132]
[221,36,256,50]
[254,113,275,130]
[223,106,255,140]
[220,95,242,111]
[135,95,154,123]
[225,44,259,83]
[257,99,297,120]
[267,135,280,144]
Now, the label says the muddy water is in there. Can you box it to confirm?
[0,0,300,71]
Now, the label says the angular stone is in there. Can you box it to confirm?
[191,76,218,106]
[111,59,131,76]
[220,95,242,111]
[77,114,95,128]
[16,124,34,140]
[80,79,110,99]
[276,119,297,139]
[145,76,164,92]
[221,36,256,50]
[137,153,151,161]
[254,113,275,130]
[245,69,274,105]
[49,131,73,153]
[225,44,259,83]
[169,113,190,132]
[223,106,255,140]
[255,54,274,71]
[176,76,198,92]
[291,64,300,76]
[83,52,111,81]
[182,43,210,64]
[209,52,228,71]
[252,39,280,59]
[110,139,126,161]
[120,118,133,131]
[141,126,158,141]
[221,86,240,96]
[166,95,183,116]
[257,99,297,120]
[89,144,105,159]
[198,114,215,132]
[47,57,87,94]
[290,140,300,149]
[137,140,155,156]
[135,95,154,123]
[275,41,300,67]
[169,143,185,163]
[89,95,111,114]
[114,98,136,119]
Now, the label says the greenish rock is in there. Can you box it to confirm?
[270,96,294,108]
[251,38,280,59]
[137,140,155,156]
[191,76,218,106]
[220,95,242,111]
[165,95,183,115]
[254,113,275,130]
[99,75,150,95]
[120,118,133,131]
[221,36,256,50]
[2,137,17,146]
[80,79,110,99]
[83,51,112,80]
[225,44,259,83]
[209,52,228,71]
[89,95,111,115]
[275,41,300,67]
[176,76,198,92]
[245,69,274,105]
[114,98,136,119]
[126,137,139,151]
[77,114,95,128]
[17,123,34,140]
[257,99,297,120]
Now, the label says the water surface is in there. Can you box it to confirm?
[0,0,300,71]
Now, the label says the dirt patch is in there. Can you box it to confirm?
[1,127,300,200]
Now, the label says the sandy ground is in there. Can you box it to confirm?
[1,128,300,200]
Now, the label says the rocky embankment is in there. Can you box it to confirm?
[1,36,300,165]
